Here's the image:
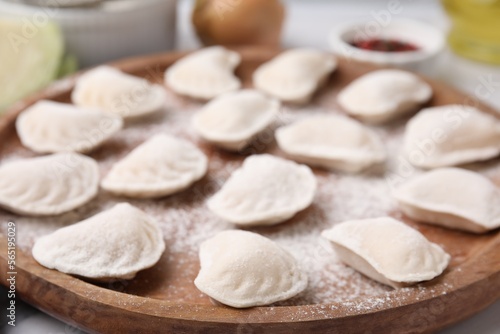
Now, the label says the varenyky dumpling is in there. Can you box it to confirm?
[102,134,208,198]
[276,115,386,173]
[72,66,167,118]
[16,100,123,153]
[322,217,450,288]
[165,46,241,100]
[253,48,337,104]
[208,154,316,226]
[192,89,280,151]
[194,230,307,308]
[337,69,432,123]
[32,203,165,281]
[404,105,500,168]
[394,168,500,233]
[0,153,99,216]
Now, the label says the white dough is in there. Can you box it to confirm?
[194,230,307,308]
[102,134,208,198]
[276,115,386,173]
[0,153,99,216]
[192,89,280,151]
[16,100,123,153]
[322,217,450,288]
[208,154,316,226]
[32,203,165,281]
[253,48,337,104]
[72,66,167,118]
[337,69,432,123]
[165,46,241,100]
[394,168,500,233]
[404,105,500,168]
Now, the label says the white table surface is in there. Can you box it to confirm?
[2,0,499,333]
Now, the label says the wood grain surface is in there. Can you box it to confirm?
[0,48,499,334]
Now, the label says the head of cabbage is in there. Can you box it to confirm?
[0,18,76,113]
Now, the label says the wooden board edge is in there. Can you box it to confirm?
[0,233,498,333]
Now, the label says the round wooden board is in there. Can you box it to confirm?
[0,48,499,334]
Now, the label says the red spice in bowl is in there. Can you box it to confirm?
[350,38,419,52]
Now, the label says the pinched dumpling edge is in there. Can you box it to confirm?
[194,230,308,308]
[275,115,386,173]
[192,89,280,151]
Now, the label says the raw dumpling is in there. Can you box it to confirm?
[165,46,241,100]
[32,203,165,281]
[337,69,432,123]
[253,48,337,104]
[102,134,208,198]
[394,168,500,233]
[404,105,500,168]
[322,217,450,288]
[276,115,386,173]
[72,66,167,118]
[208,154,316,226]
[0,153,99,216]
[16,100,123,153]
[192,89,280,151]
[194,230,307,308]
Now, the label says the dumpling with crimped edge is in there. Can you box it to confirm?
[322,217,450,288]
[165,46,241,100]
[192,89,280,151]
[208,154,316,226]
[32,203,165,281]
[72,66,167,118]
[337,69,432,124]
[16,100,123,154]
[276,115,386,173]
[194,230,307,308]
[102,134,208,198]
[253,48,337,104]
[0,153,99,216]
[394,168,500,233]
[403,105,500,168]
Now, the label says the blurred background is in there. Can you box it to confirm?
[1,0,500,112]
[0,0,499,333]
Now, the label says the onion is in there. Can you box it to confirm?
[192,0,285,47]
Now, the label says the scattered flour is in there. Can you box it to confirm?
[0,90,496,310]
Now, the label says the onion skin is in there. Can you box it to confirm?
[192,0,285,47]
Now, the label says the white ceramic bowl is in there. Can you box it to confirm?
[329,18,445,75]
[0,0,177,67]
